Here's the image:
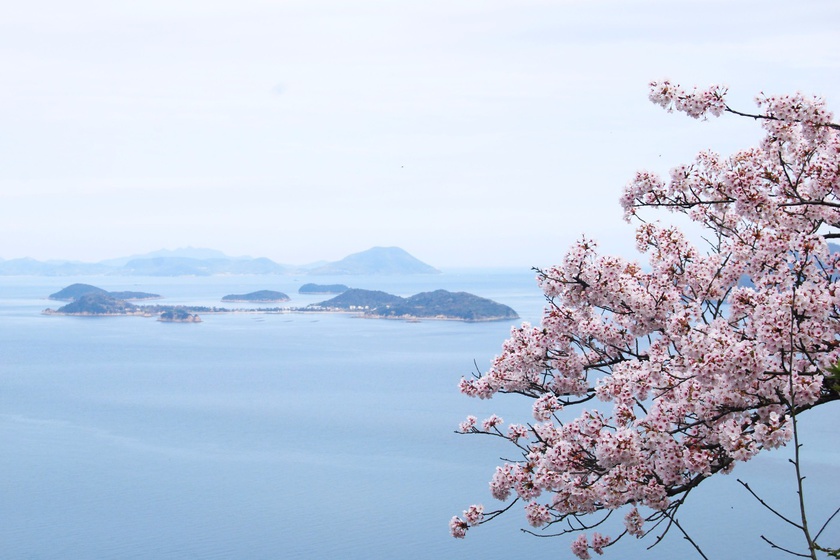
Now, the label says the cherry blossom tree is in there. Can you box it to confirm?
[451,81,840,559]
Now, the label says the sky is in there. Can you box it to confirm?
[1,0,838,269]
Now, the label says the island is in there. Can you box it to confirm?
[313,289,518,322]
[221,290,290,303]
[298,283,349,295]
[49,283,160,301]
[314,288,403,310]
[43,284,518,323]
[159,309,202,323]
[44,293,148,316]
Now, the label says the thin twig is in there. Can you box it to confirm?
[760,535,812,558]
[672,517,709,560]
[814,506,840,541]
[737,479,803,530]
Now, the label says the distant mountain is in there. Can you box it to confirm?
[1,246,438,276]
[308,247,440,275]
[116,256,288,276]
[100,247,239,267]
[296,260,330,271]
[0,258,110,276]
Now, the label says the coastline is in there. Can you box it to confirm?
[41,306,516,322]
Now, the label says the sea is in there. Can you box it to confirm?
[1,270,838,559]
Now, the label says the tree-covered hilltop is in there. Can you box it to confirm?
[373,290,518,321]
[49,283,160,301]
[108,290,161,300]
[298,283,349,294]
[221,290,290,302]
[52,293,143,315]
[48,296,211,319]
[314,289,404,310]
[314,288,518,321]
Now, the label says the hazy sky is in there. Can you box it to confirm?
[1,0,838,268]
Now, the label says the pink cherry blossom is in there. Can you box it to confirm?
[451,80,840,558]
[463,504,484,526]
[571,534,591,560]
[524,501,552,527]
[457,415,477,433]
[449,516,467,538]
[481,414,503,431]
[591,532,611,555]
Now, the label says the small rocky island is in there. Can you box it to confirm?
[313,289,518,322]
[298,283,349,295]
[45,293,149,316]
[159,309,202,323]
[221,290,290,303]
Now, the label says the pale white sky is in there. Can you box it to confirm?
[1,0,838,268]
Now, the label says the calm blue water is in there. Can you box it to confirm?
[1,272,837,559]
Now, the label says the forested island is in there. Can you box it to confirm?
[42,284,518,322]
[314,289,518,322]
[45,293,149,316]
[159,309,202,323]
[221,290,290,303]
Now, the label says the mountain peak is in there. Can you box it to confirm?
[308,247,440,275]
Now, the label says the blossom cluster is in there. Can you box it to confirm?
[453,81,840,558]
[648,79,728,119]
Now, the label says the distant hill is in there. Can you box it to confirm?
[0,258,110,276]
[314,288,517,321]
[45,288,205,320]
[221,290,290,302]
[52,293,142,315]
[49,283,109,300]
[308,247,440,275]
[374,290,519,321]
[2,246,439,276]
[316,289,404,309]
[117,257,288,276]
[298,283,349,294]
[100,247,237,267]
[49,283,160,301]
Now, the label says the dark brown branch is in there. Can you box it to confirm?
[724,106,840,131]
